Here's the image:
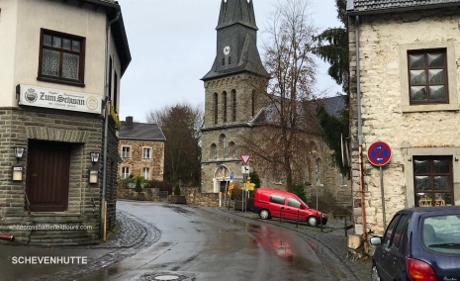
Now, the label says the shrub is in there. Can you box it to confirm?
[123,174,149,188]
[134,177,142,193]
[292,182,307,203]
[174,183,181,196]
[148,180,174,194]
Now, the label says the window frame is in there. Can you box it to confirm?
[38,29,86,87]
[143,167,150,180]
[121,146,131,159]
[413,156,453,207]
[142,147,152,160]
[400,41,458,112]
[407,49,448,105]
[121,167,130,179]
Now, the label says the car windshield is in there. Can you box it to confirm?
[422,215,460,255]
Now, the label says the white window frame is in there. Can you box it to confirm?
[143,167,150,180]
[121,167,130,179]
[142,147,152,160]
[121,146,131,159]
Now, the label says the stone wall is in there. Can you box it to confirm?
[349,8,460,235]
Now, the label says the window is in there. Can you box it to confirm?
[223,91,227,123]
[270,194,285,205]
[232,90,237,122]
[211,144,217,160]
[408,49,447,104]
[39,29,85,86]
[390,215,408,249]
[229,141,236,158]
[121,167,130,179]
[220,134,226,159]
[383,215,401,248]
[142,147,151,159]
[288,197,301,208]
[143,168,150,180]
[251,90,256,117]
[122,146,131,159]
[214,93,218,125]
[400,42,458,112]
[414,156,453,207]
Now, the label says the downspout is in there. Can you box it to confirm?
[355,15,368,254]
[101,11,120,239]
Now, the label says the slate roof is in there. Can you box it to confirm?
[249,95,347,132]
[347,0,460,14]
[119,121,166,141]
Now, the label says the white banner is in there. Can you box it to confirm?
[18,84,102,114]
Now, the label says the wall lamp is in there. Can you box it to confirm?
[12,147,25,182]
[14,147,25,163]
[90,152,100,166]
[89,152,100,184]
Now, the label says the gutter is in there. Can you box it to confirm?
[354,15,369,254]
[101,11,121,240]
[347,2,460,16]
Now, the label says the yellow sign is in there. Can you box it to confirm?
[227,184,234,195]
[245,182,255,190]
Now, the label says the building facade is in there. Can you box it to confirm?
[201,0,349,206]
[119,116,166,183]
[348,0,460,237]
[0,0,130,244]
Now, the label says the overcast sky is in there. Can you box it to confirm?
[116,0,343,122]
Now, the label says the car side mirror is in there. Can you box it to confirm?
[300,205,305,209]
[369,236,383,245]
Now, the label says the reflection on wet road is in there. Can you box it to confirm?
[77,201,332,280]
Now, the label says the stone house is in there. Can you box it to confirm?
[0,0,130,245]
[201,0,350,208]
[347,0,460,238]
[118,116,166,183]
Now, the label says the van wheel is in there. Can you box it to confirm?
[259,209,271,220]
[307,216,317,227]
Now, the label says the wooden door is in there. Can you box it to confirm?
[26,141,71,212]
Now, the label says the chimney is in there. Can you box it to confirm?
[126,116,133,128]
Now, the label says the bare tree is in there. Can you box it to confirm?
[243,0,317,191]
[147,103,204,185]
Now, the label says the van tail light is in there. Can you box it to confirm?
[406,258,436,281]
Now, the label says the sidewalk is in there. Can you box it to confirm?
[0,210,155,281]
[215,206,372,281]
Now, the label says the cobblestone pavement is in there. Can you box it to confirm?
[35,210,160,281]
[213,207,372,281]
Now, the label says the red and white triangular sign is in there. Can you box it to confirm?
[240,154,252,165]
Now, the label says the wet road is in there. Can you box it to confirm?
[78,201,332,281]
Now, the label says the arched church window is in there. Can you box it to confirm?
[232,90,237,122]
[211,144,217,159]
[252,90,256,117]
[220,134,227,159]
[222,58,225,65]
[229,141,236,158]
[214,93,218,125]
[228,56,232,64]
[223,91,227,123]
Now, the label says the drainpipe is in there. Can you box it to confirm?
[355,15,368,254]
[101,11,120,240]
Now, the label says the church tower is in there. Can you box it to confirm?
[201,0,269,193]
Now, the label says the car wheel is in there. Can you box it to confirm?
[259,209,271,220]
[307,216,317,227]
[371,264,381,281]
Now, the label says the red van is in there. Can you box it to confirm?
[253,187,327,226]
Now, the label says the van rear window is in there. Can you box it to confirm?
[270,194,285,205]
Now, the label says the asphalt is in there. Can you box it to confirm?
[0,202,372,281]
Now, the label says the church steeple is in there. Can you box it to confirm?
[202,0,268,81]
[216,0,258,30]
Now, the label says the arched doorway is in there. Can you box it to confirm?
[214,165,231,193]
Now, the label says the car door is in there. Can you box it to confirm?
[284,197,302,221]
[378,214,409,281]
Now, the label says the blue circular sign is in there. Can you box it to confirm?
[367,141,392,166]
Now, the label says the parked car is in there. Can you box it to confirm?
[370,206,460,281]
[253,187,327,226]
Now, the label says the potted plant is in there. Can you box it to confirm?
[134,177,146,201]
[170,183,186,204]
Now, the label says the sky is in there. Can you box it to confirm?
[116,0,343,122]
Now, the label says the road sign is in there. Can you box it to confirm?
[240,154,252,165]
[242,166,250,174]
[230,172,234,180]
[367,141,392,166]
